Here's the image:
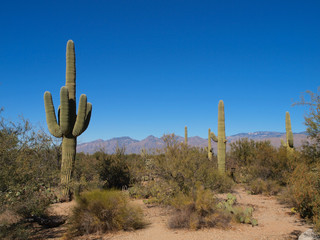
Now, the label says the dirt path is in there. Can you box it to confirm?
[41,187,310,240]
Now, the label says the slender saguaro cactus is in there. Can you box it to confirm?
[185,126,188,145]
[44,40,92,200]
[211,100,227,173]
[208,128,213,160]
[281,111,294,153]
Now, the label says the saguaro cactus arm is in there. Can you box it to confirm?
[83,102,92,132]
[44,91,63,138]
[73,94,91,137]
[210,132,218,142]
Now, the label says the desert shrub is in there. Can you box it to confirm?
[125,151,149,184]
[152,134,234,194]
[287,163,320,219]
[67,189,146,237]
[205,170,234,193]
[74,146,132,194]
[168,185,231,229]
[168,186,257,229]
[0,222,32,240]
[229,138,293,195]
[99,147,131,189]
[247,178,281,196]
[285,89,320,231]
[0,116,60,213]
[0,115,61,239]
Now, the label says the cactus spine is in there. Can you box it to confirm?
[281,111,294,153]
[44,40,92,200]
[208,128,213,160]
[185,126,188,145]
[211,100,226,173]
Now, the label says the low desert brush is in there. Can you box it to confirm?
[66,189,146,238]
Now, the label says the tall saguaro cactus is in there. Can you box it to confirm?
[281,111,294,153]
[211,100,227,173]
[185,126,188,145]
[208,128,213,160]
[44,40,92,200]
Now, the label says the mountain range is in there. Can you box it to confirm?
[77,131,308,154]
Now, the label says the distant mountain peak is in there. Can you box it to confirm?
[77,131,308,154]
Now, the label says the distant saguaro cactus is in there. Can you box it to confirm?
[208,128,213,160]
[185,126,188,145]
[211,100,227,173]
[281,111,294,153]
[44,40,92,200]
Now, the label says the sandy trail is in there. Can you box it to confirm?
[39,187,310,240]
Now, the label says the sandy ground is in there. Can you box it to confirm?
[34,187,310,240]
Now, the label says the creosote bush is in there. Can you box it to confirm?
[0,114,61,239]
[168,185,231,229]
[67,189,146,238]
[168,186,257,229]
[228,138,293,195]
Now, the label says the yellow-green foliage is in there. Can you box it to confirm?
[168,185,231,229]
[152,134,233,194]
[67,190,146,237]
[168,187,257,229]
[288,163,320,223]
[229,138,293,188]
[248,178,281,196]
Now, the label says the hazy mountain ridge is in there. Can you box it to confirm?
[77,131,308,154]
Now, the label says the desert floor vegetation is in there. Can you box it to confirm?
[1,91,320,239]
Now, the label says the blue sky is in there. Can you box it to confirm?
[0,0,319,143]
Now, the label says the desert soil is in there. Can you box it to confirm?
[34,187,310,240]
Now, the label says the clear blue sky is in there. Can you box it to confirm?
[0,0,319,143]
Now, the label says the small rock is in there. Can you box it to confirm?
[299,229,320,240]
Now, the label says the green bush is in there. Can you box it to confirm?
[99,147,131,189]
[0,115,61,239]
[0,116,60,212]
[287,163,320,220]
[67,190,146,237]
[228,138,293,195]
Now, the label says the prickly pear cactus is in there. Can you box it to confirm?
[211,100,227,173]
[44,40,92,200]
[217,193,258,226]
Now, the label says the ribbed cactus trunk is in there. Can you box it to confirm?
[61,137,76,197]
[281,111,294,154]
[286,112,294,150]
[211,100,226,173]
[44,40,92,201]
[217,100,226,173]
[208,128,212,160]
[185,126,188,145]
